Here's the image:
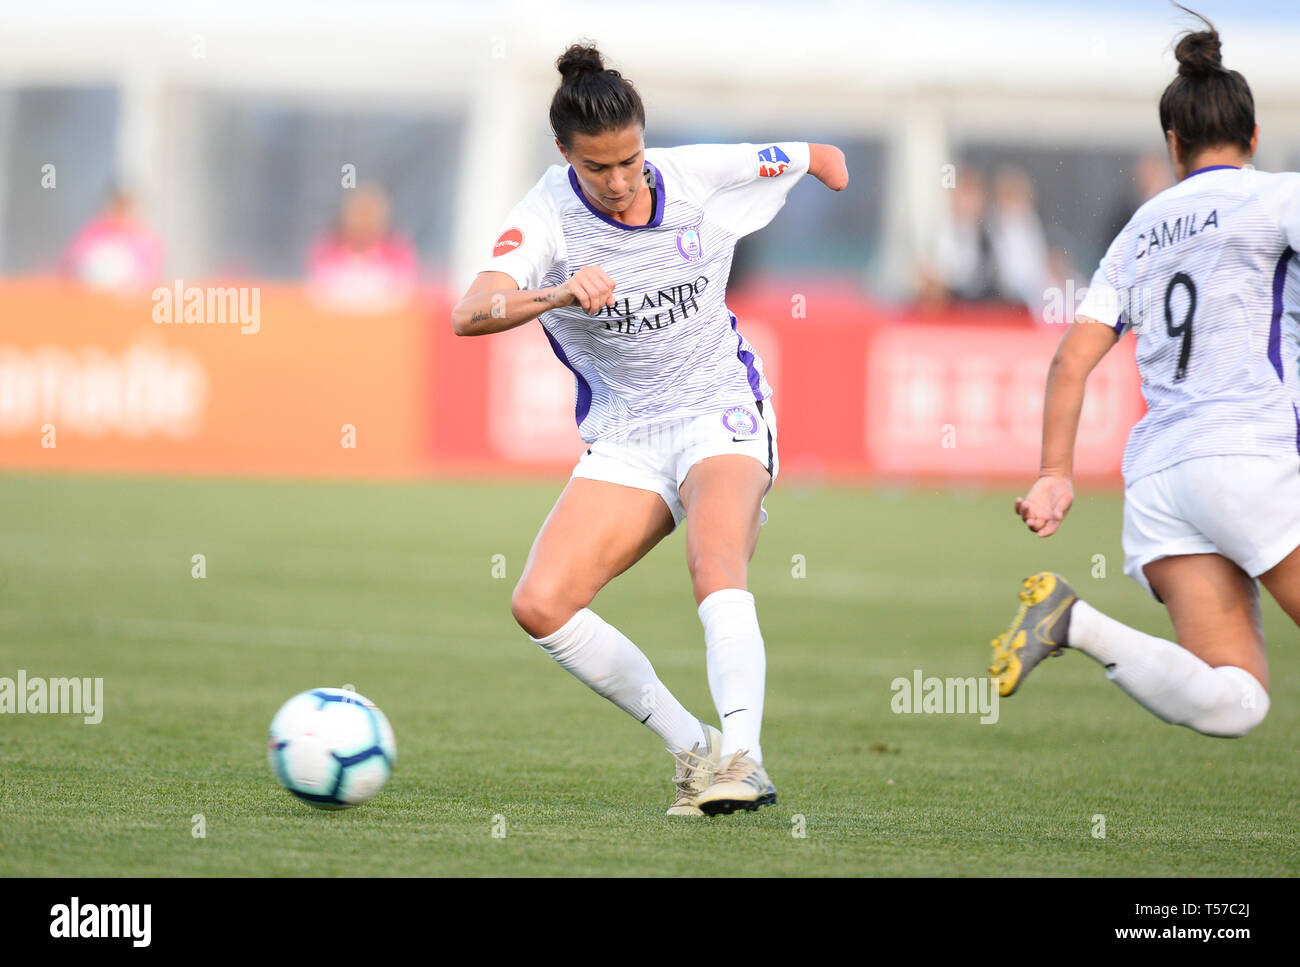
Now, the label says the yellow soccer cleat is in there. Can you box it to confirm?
[666,723,723,816]
[989,572,1077,697]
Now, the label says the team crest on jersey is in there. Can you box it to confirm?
[493,228,524,256]
[722,406,759,436]
[757,145,791,178]
[676,227,703,262]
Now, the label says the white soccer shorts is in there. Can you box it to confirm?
[1122,453,1300,597]
[570,400,778,526]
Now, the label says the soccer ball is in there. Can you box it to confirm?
[267,688,396,809]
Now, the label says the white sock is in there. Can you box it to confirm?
[530,608,706,752]
[699,588,766,764]
[1067,600,1269,737]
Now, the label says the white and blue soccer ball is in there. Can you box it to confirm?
[268,688,396,809]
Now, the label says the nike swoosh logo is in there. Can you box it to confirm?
[724,708,748,718]
[731,436,756,443]
[1034,596,1075,646]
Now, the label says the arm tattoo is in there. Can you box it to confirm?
[467,291,552,329]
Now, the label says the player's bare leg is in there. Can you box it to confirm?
[678,454,768,606]
[1145,553,1269,689]
[513,477,672,638]
[511,478,718,813]
[1258,544,1300,628]
[678,454,778,815]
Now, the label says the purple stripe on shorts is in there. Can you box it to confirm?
[540,324,592,427]
[728,309,763,401]
[1268,246,1294,381]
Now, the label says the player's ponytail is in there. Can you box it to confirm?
[1158,6,1254,161]
[549,41,645,149]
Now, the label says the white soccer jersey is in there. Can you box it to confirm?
[481,142,810,442]
[1077,165,1300,484]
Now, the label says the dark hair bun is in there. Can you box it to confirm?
[1159,7,1253,157]
[549,41,644,147]
[1175,28,1223,76]
[557,43,606,84]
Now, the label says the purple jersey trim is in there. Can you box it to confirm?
[540,323,593,427]
[566,161,665,231]
[728,309,764,401]
[1294,404,1300,456]
[1183,164,1242,181]
[1113,313,1127,336]
[1268,246,1294,380]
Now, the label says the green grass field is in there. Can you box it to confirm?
[0,472,1295,877]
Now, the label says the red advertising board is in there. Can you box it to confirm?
[862,324,1142,481]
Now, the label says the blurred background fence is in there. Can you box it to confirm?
[2,0,1298,484]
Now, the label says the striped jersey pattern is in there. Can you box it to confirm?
[1077,165,1300,484]
[482,143,810,442]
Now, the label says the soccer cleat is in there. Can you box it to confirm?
[695,751,777,816]
[989,571,1077,697]
[666,723,723,816]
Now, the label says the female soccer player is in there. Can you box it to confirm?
[990,11,1300,738]
[451,43,848,814]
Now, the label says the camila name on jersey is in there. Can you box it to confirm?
[598,275,709,335]
[1135,209,1218,261]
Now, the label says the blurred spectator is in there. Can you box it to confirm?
[308,185,418,312]
[987,165,1052,314]
[62,188,164,293]
[1107,151,1174,240]
[922,167,999,304]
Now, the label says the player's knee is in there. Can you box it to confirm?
[510,579,576,639]
[686,548,745,596]
[1186,666,1270,738]
[509,581,549,637]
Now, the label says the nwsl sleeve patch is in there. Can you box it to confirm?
[493,228,524,256]
[757,145,791,178]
